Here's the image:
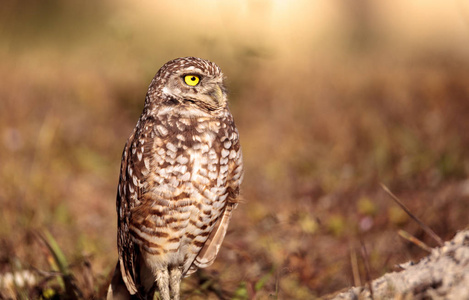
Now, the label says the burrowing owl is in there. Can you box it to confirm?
[107,57,243,300]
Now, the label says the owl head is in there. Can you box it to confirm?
[146,57,228,112]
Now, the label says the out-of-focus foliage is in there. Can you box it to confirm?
[1,0,469,298]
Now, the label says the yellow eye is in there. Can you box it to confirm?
[184,75,200,86]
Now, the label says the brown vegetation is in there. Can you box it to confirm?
[1,1,469,299]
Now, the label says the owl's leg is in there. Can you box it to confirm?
[169,266,182,300]
[155,269,170,300]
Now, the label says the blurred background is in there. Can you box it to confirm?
[1,0,469,299]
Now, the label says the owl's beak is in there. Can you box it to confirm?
[210,83,225,107]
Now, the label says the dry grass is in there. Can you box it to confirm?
[1,1,469,299]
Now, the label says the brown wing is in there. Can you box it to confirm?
[116,129,139,295]
[189,129,244,273]
[190,202,237,271]
[117,120,155,295]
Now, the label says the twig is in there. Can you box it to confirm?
[380,183,444,247]
[398,230,432,253]
[350,248,361,287]
[360,241,374,300]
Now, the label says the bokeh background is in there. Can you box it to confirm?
[1,0,469,299]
